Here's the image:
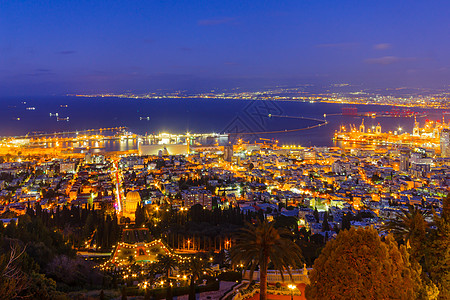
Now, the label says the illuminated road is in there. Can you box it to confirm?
[113,160,123,213]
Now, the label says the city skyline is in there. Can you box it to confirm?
[2,1,450,96]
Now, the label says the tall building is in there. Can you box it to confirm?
[441,129,450,158]
[182,190,213,209]
[60,162,76,173]
[224,145,233,162]
[399,149,410,172]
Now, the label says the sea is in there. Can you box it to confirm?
[0,96,446,151]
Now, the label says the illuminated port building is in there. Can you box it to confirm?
[441,129,450,158]
[138,132,229,155]
[335,117,449,152]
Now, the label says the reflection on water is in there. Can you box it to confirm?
[42,139,140,153]
[1,96,445,147]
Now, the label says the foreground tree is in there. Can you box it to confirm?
[230,220,302,300]
[181,257,211,300]
[425,198,450,299]
[381,205,428,260]
[306,227,422,300]
[0,244,27,299]
[157,254,178,300]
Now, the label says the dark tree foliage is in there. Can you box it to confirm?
[135,203,145,226]
[0,212,106,298]
[27,204,120,250]
[423,194,450,299]
[230,220,302,300]
[162,206,257,252]
[306,227,422,300]
[322,212,330,232]
[313,207,319,223]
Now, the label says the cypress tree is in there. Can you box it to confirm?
[322,212,330,232]
[135,203,145,226]
[313,207,319,223]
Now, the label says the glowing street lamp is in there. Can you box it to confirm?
[288,284,296,300]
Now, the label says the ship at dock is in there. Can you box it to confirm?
[334,117,449,152]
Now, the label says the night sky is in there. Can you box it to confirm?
[1,0,450,96]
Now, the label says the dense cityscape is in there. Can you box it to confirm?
[1,115,450,299]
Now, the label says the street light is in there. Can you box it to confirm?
[288,284,296,300]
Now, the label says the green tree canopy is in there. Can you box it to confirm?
[306,227,422,300]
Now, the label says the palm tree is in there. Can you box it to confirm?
[143,263,159,300]
[381,205,428,259]
[181,257,211,300]
[145,263,158,288]
[156,254,178,300]
[230,220,303,300]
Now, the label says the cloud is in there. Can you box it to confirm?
[25,69,55,76]
[374,43,391,50]
[57,50,76,55]
[365,56,417,65]
[315,42,359,49]
[198,17,235,26]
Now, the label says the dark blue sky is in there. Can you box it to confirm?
[1,0,450,95]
